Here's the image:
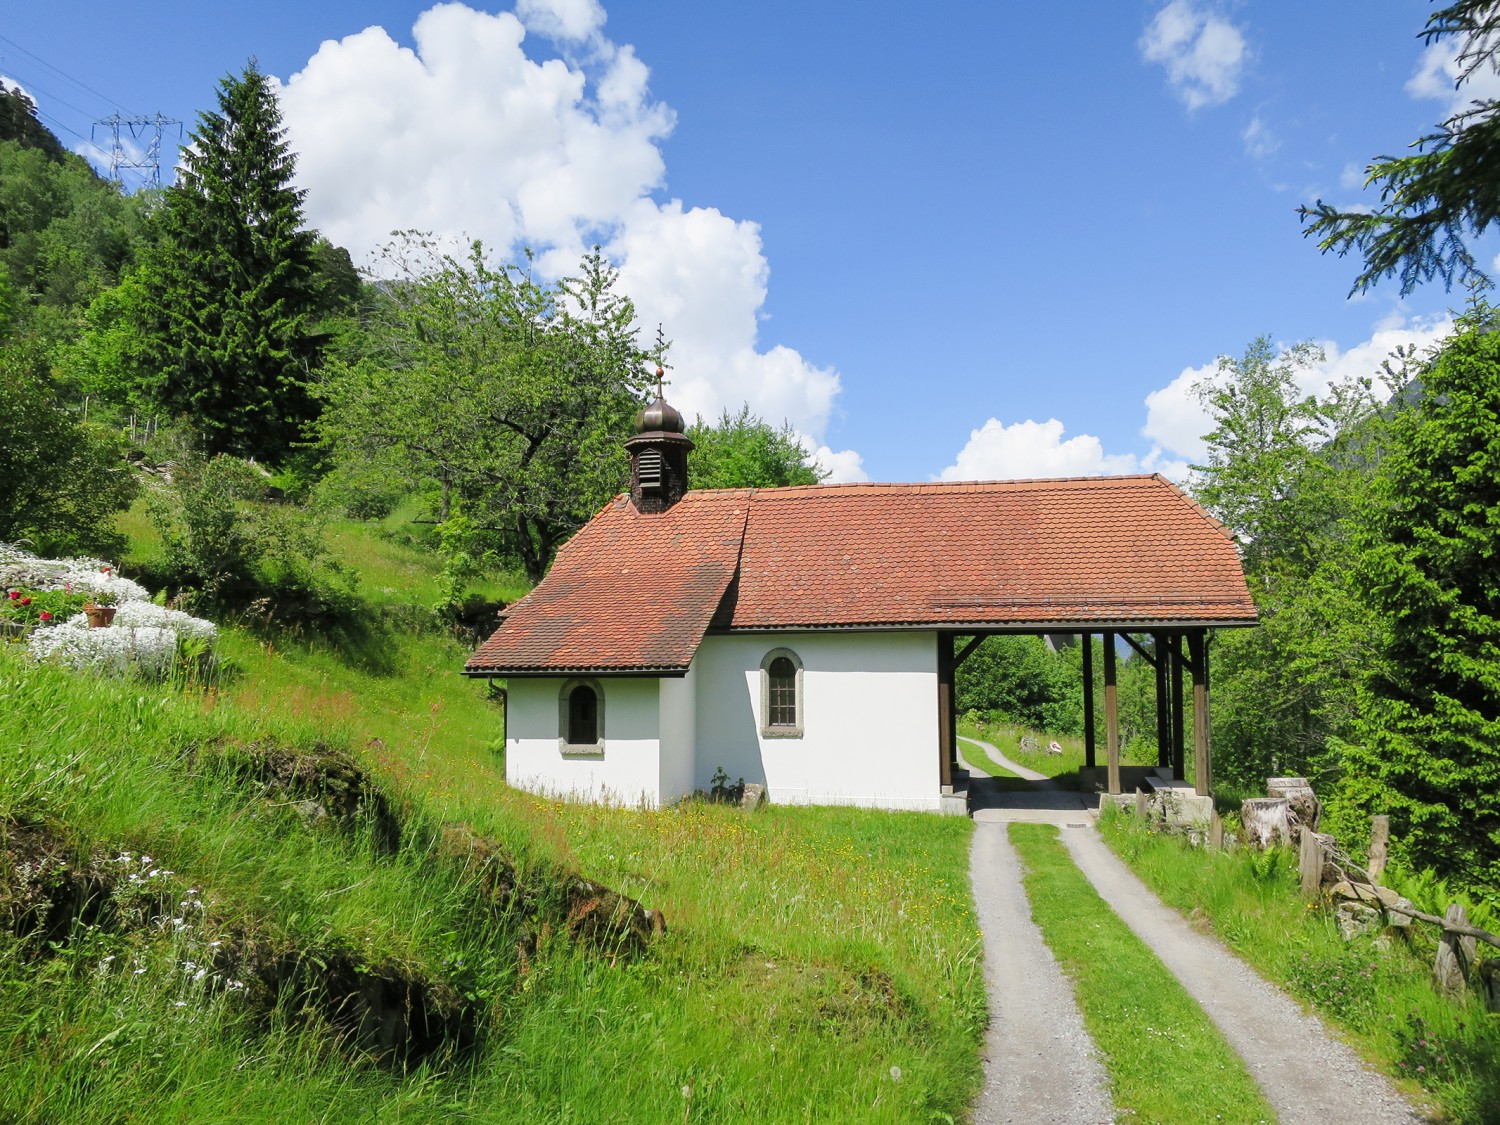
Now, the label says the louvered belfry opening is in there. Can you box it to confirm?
[625,391,693,513]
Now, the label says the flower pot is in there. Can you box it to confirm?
[84,604,117,628]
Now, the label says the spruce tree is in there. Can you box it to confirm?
[1342,302,1500,891]
[137,62,321,460]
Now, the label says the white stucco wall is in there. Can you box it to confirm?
[504,676,663,805]
[658,666,697,805]
[692,631,941,810]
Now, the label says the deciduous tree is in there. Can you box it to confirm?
[686,406,824,489]
[318,235,652,582]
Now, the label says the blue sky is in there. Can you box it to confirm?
[2,1,1479,481]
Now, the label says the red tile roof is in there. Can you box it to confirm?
[464,475,1256,676]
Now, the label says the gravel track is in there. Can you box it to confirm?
[1060,825,1424,1124]
[969,814,1114,1124]
[966,780,1425,1124]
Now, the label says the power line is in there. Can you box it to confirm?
[0,33,135,115]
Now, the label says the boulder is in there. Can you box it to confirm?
[1336,901,1382,940]
[1328,880,1414,926]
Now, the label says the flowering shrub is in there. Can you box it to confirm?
[0,543,150,604]
[86,599,218,644]
[3,542,218,678]
[28,621,179,677]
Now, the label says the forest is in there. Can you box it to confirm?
[3,24,1499,924]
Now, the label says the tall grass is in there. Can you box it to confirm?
[2,504,988,1121]
[1100,809,1500,1123]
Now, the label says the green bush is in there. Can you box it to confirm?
[148,454,357,631]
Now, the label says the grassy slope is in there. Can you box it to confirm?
[0,512,986,1122]
[1099,809,1500,1124]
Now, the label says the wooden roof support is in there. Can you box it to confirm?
[1082,633,1096,769]
[1189,630,1212,796]
[1170,636,1186,781]
[1104,631,1121,795]
[1153,631,1170,769]
[1119,632,1157,667]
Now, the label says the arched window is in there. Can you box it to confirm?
[759,648,804,738]
[558,679,605,754]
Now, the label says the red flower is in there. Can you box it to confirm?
[39,611,52,622]
[18,597,30,606]
[7,591,17,600]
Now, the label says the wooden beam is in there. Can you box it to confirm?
[1104,632,1121,795]
[1082,633,1096,769]
[1170,636,1186,781]
[1119,632,1157,667]
[1153,632,1170,769]
[938,633,955,791]
[1190,630,1211,796]
[953,634,985,669]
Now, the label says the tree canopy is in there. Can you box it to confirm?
[124,62,323,461]
[318,235,652,581]
[1300,1,1500,294]
[685,406,825,490]
[1341,302,1500,886]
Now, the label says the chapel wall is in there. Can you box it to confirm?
[504,676,665,806]
[692,631,942,810]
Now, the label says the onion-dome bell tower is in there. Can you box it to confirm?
[625,354,693,514]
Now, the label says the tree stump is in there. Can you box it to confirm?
[1434,903,1479,996]
[1241,797,1292,849]
[1267,777,1321,839]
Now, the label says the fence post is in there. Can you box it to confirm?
[1434,903,1478,996]
[1368,815,1390,883]
[1299,827,1325,898]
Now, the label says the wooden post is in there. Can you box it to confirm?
[1134,787,1147,820]
[1368,815,1391,884]
[1170,637,1186,781]
[1209,810,1225,850]
[1434,903,1478,996]
[1299,826,1325,897]
[1104,632,1121,795]
[1082,633,1096,769]
[937,633,954,791]
[1189,631,1211,797]
[1153,632,1170,769]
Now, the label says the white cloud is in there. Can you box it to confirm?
[1140,314,1455,463]
[274,2,851,452]
[1340,162,1366,191]
[515,0,605,43]
[1242,114,1277,159]
[1140,0,1248,110]
[812,446,868,484]
[939,418,1147,482]
[1408,38,1500,115]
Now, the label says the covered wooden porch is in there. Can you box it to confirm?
[936,627,1216,800]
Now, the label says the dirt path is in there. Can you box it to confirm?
[969,812,1114,1124]
[1061,826,1424,1125]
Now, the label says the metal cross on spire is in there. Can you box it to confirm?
[653,323,670,397]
